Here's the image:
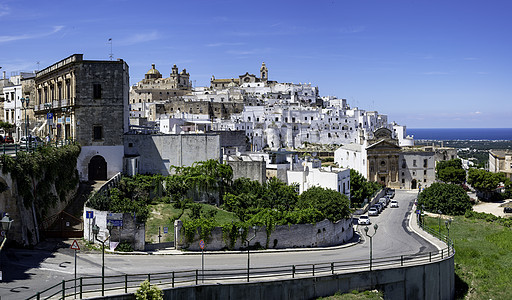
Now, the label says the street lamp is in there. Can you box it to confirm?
[20,97,30,137]
[61,107,71,144]
[437,210,442,234]
[445,218,453,253]
[44,103,53,142]
[239,226,257,282]
[92,222,113,296]
[364,224,378,271]
[0,213,13,282]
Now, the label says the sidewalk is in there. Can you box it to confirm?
[408,204,447,251]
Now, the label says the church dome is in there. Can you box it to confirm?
[145,64,162,79]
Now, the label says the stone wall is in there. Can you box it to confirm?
[175,218,353,251]
[124,134,221,175]
[83,206,145,251]
[227,159,266,184]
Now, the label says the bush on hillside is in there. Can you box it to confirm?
[418,183,472,215]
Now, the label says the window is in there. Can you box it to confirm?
[93,84,102,99]
[93,125,103,140]
[424,170,427,175]
[413,160,417,167]
[402,159,406,168]
[424,159,428,168]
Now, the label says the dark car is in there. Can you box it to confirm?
[504,207,512,213]
[4,136,14,143]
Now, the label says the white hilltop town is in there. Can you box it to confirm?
[127,61,456,191]
[0,55,459,208]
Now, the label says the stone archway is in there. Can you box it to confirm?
[411,179,417,190]
[88,155,107,181]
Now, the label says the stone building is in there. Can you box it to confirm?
[489,149,512,180]
[34,54,129,181]
[335,128,456,189]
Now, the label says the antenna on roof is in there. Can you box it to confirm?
[108,38,113,61]
[36,61,40,71]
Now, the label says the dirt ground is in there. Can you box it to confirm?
[472,199,512,217]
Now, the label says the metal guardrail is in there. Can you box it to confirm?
[0,140,76,156]
[26,241,454,300]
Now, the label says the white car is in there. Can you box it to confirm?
[368,207,379,216]
[390,200,398,208]
[358,215,371,225]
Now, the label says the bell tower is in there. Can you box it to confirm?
[260,62,268,81]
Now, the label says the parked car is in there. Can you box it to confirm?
[390,200,399,208]
[4,136,14,143]
[20,135,42,149]
[386,188,395,198]
[358,215,371,225]
[504,207,512,213]
[379,197,389,207]
[368,207,379,216]
[374,203,384,212]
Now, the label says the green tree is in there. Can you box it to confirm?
[350,169,381,207]
[297,186,351,221]
[262,177,299,211]
[436,159,466,184]
[467,168,506,193]
[417,182,472,215]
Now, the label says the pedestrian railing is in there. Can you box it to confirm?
[26,242,454,300]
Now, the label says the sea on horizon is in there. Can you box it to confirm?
[407,128,512,141]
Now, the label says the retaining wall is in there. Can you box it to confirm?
[94,256,454,300]
[175,218,354,251]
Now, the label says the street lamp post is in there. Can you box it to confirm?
[92,222,113,296]
[44,103,53,142]
[437,210,442,234]
[1,213,14,282]
[445,218,453,253]
[61,107,72,144]
[20,97,30,150]
[364,224,378,271]
[239,226,257,282]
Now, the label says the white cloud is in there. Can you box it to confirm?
[0,26,64,43]
[0,4,10,17]
[117,31,160,46]
[339,26,366,34]
[206,42,245,47]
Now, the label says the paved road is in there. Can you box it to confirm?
[0,190,438,299]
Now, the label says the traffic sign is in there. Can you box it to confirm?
[108,219,123,227]
[70,240,80,251]
[199,239,205,250]
[163,227,168,234]
[47,112,53,119]
[86,211,94,219]
[107,213,123,220]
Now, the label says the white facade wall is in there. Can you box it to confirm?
[334,143,367,178]
[287,161,350,199]
[2,84,23,141]
[77,145,124,181]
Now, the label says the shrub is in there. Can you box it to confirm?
[135,280,163,300]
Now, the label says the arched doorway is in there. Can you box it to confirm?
[411,179,417,190]
[88,155,107,181]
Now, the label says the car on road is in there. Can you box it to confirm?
[4,136,14,143]
[374,203,384,212]
[504,206,512,213]
[390,200,398,208]
[379,197,388,207]
[20,135,42,149]
[386,188,395,198]
[358,215,371,225]
[368,207,379,216]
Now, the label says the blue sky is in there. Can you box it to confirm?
[1,0,511,128]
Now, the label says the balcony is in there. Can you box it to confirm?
[33,98,74,112]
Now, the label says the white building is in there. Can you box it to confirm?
[287,159,350,199]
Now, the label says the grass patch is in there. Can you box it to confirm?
[145,203,239,243]
[317,290,383,300]
[424,215,512,299]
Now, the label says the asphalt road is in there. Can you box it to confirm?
[0,190,438,299]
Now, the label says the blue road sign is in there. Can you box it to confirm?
[108,220,123,227]
[86,211,94,219]
[47,112,53,119]
[163,227,168,234]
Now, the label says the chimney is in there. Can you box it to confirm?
[3,71,5,79]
